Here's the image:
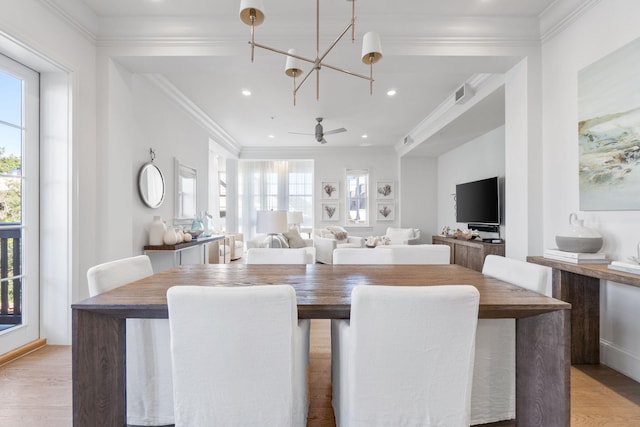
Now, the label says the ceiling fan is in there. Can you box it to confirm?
[289,117,347,144]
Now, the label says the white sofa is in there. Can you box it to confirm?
[313,227,364,264]
[245,231,316,264]
[384,227,421,245]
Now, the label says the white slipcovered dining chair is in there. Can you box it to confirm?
[245,247,308,264]
[471,254,550,424]
[86,255,174,426]
[333,247,393,264]
[167,285,310,427]
[382,244,451,264]
[332,284,480,427]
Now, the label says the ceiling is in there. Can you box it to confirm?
[47,0,565,154]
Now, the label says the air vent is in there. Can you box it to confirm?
[454,83,474,104]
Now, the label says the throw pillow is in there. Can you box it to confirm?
[283,229,307,248]
[326,225,348,240]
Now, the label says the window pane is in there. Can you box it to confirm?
[0,125,22,172]
[0,176,22,223]
[0,227,22,279]
[0,72,22,127]
[346,170,369,225]
[239,160,313,236]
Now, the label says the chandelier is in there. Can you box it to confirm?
[239,0,383,105]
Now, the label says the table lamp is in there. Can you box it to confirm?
[287,211,304,232]
[256,210,288,248]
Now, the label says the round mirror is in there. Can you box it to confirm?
[138,162,165,208]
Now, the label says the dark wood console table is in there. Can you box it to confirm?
[432,235,505,272]
[528,256,640,364]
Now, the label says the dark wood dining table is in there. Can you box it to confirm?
[72,263,571,427]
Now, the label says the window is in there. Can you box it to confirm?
[346,169,369,226]
[239,160,313,237]
[0,55,39,349]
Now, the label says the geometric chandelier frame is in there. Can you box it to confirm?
[239,0,383,105]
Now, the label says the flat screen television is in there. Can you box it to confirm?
[455,176,500,225]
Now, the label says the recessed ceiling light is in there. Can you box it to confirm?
[242,89,252,96]
[386,89,397,96]
[361,134,368,139]
[268,134,275,139]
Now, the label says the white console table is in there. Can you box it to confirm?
[144,235,226,272]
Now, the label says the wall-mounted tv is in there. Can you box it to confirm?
[455,176,500,225]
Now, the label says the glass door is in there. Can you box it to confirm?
[0,54,39,354]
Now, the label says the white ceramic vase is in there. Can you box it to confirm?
[149,216,166,246]
[163,227,178,245]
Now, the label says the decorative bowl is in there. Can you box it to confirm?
[555,235,603,253]
[188,229,204,238]
[555,213,603,253]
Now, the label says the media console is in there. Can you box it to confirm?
[432,235,505,272]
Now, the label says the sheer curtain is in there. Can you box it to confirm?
[239,160,313,239]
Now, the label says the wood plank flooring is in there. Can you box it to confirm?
[1,319,639,426]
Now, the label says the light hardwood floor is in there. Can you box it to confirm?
[1,320,639,426]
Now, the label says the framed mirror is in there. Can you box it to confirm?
[138,162,165,208]
[175,159,197,220]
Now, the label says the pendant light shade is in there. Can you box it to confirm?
[285,49,304,77]
[239,0,265,26]
[361,31,383,64]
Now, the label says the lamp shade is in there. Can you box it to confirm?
[239,0,265,26]
[287,211,304,225]
[285,49,304,77]
[256,210,288,234]
[361,31,383,64]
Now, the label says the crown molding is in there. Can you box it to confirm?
[144,74,242,158]
[38,0,97,43]
[539,0,602,43]
[37,1,593,49]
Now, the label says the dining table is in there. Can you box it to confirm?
[72,263,571,427]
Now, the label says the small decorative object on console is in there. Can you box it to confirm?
[453,228,480,240]
[555,212,603,253]
[149,215,166,246]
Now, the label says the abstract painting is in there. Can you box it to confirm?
[578,37,640,210]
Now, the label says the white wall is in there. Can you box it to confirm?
[437,126,505,234]
[542,0,640,381]
[400,156,437,243]
[240,147,399,237]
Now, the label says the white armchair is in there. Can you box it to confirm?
[384,227,421,245]
[313,227,364,264]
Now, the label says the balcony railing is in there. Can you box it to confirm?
[0,225,22,326]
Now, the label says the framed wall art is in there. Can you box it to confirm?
[376,181,394,199]
[322,202,339,221]
[321,181,339,199]
[376,202,395,221]
[578,36,640,210]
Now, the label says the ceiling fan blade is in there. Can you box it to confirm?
[319,138,328,144]
[323,127,347,136]
[288,131,313,135]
